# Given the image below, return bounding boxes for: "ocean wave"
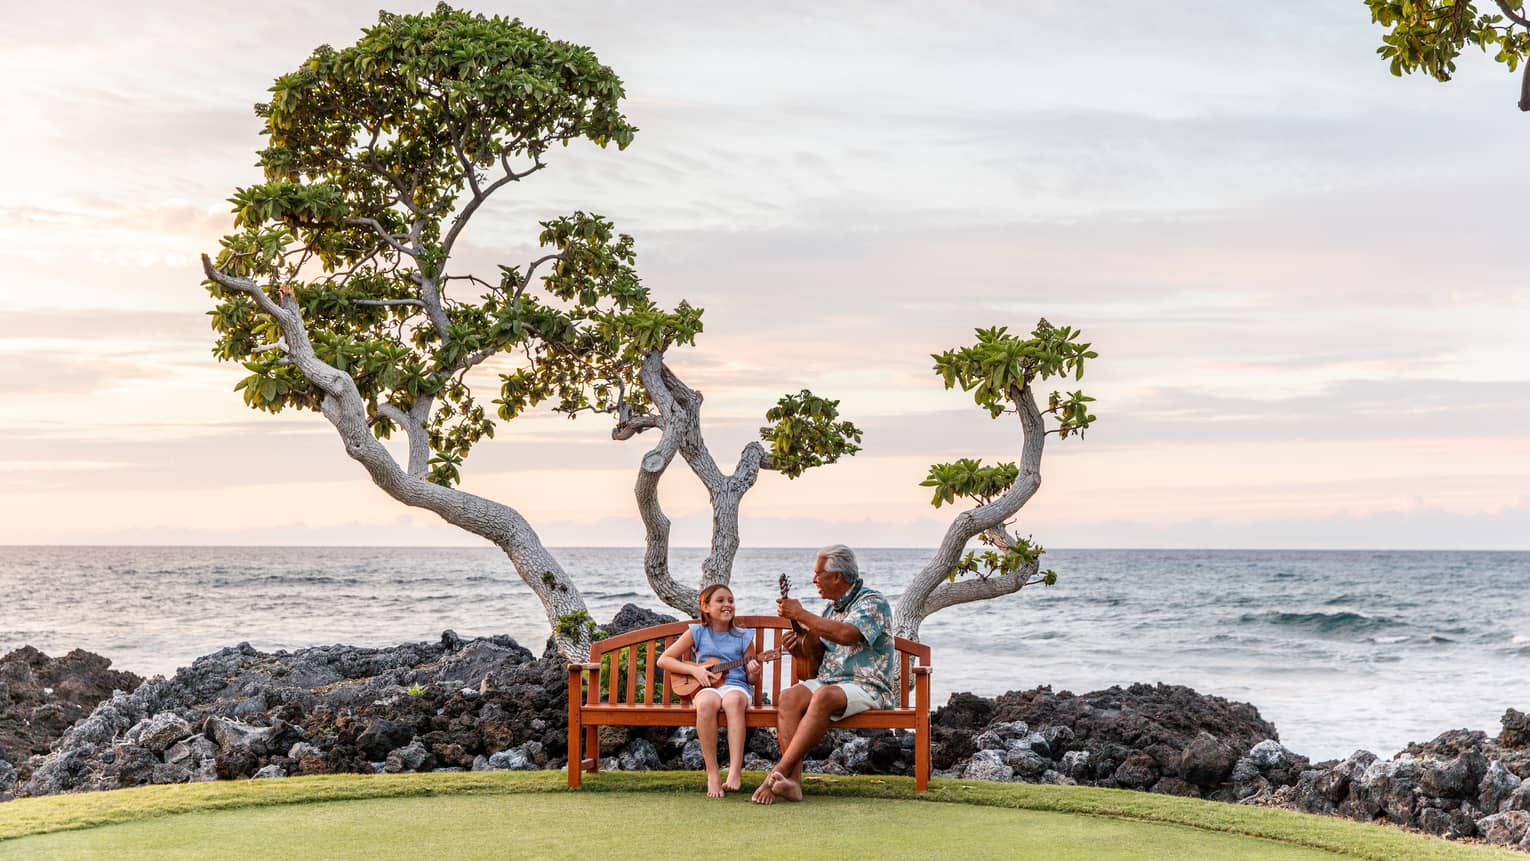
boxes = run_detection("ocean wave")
[1238,610,1399,638]
[1426,634,1456,644]
[248,575,363,586]
[1369,635,1410,645]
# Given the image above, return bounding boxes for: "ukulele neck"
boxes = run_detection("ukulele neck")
[705,651,776,675]
[710,656,749,674]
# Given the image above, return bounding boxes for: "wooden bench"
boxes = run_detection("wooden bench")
[567,615,932,790]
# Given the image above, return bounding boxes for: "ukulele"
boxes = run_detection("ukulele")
[672,649,781,698]
[778,573,825,681]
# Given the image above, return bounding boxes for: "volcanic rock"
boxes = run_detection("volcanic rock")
[0,646,141,785]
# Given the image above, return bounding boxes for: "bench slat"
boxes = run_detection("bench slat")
[645,639,657,704]
[625,642,638,705]
[753,627,766,707]
[773,625,786,704]
[659,636,672,705]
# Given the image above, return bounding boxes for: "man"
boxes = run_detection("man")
[752,544,895,804]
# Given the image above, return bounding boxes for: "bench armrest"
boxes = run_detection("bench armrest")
[568,662,600,672]
[910,666,932,676]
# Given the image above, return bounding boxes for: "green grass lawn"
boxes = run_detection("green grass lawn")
[0,772,1518,861]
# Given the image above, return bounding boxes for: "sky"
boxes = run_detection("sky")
[1,1,1527,549]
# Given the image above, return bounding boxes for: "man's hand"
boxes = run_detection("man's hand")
[782,629,821,660]
[777,598,805,621]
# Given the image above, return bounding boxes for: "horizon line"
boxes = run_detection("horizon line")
[1,544,1526,553]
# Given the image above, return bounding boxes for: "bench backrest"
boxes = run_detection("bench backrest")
[586,616,931,710]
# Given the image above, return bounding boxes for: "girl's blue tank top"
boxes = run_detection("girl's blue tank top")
[688,623,754,695]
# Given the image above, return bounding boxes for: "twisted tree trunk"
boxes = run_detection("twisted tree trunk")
[892,385,1047,641]
[620,350,774,615]
[202,256,598,660]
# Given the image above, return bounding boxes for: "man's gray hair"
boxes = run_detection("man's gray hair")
[817,544,861,585]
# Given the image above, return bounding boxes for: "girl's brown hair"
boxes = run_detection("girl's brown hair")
[698,584,737,631]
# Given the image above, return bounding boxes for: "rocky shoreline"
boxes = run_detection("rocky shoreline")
[3,606,1528,852]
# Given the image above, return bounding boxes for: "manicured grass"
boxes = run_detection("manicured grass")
[0,772,1517,861]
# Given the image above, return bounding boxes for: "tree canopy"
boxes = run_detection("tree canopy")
[1365,0,1530,109]
[202,4,863,657]
[201,4,1093,653]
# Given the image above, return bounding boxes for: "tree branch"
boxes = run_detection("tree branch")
[612,413,662,440]
[1492,0,1530,29]
[439,153,546,264]
[1521,56,1530,111]
[343,218,418,259]
[413,274,454,344]
[354,299,427,309]
[376,402,431,477]
[517,251,564,300]
[201,255,292,321]
[920,558,1042,618]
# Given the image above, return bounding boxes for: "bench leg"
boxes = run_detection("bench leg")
[915,670,932,791]
[568,667,582,788]
[586,726,600,773]
[915,732,930,791]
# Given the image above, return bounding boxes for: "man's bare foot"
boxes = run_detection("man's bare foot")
[750,774,777,804]
[706,772,724,798]
[722,770,742,792]
[767,770,803,803]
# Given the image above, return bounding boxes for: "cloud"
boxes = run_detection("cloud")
[1041,503,1530,551]
[1,0,1526,547]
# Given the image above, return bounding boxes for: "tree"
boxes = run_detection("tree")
[1364,0,1530,110]
[619,371,861,615]
[891,320,1097,641]
[200,4,858,660]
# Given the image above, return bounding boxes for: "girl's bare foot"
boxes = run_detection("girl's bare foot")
[722,769,742,792]
[706,772,724,798]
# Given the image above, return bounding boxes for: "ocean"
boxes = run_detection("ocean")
[1,546,1525,761]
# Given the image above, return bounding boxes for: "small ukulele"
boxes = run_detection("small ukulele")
[778,573,805,635]
[778,573,825,680]
[672,649,781,698]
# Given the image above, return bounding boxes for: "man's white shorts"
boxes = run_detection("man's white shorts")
[799,679,878,720]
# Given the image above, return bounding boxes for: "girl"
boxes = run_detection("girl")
[658,584,761,797]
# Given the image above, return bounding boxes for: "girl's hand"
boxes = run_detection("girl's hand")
[693,666,719,687]
[745,658,761,684]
